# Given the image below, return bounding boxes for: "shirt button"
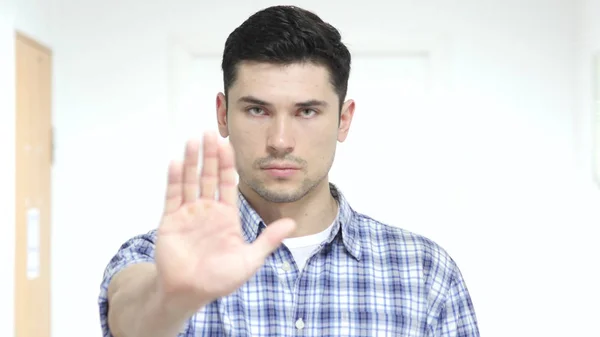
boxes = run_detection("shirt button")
[295,318,305,330]
[280,262,291,272]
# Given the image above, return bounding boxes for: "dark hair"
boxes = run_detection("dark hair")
[221,5,351,109]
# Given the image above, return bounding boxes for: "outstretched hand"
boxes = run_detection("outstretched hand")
[154,132,296,312]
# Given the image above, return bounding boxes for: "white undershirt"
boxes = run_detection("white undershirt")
[282,210,339,272]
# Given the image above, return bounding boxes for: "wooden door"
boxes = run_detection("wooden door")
[15,32,53,337]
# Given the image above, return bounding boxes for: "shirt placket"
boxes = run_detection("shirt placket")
[270,244,303,334]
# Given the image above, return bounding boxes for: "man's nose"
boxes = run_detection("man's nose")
[266,115,295,156]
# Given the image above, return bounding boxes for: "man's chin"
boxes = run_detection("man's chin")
[256,186,303,203]
[244,180,302,203]
[240,174,319,203]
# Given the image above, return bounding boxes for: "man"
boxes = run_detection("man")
[98,5,480,337]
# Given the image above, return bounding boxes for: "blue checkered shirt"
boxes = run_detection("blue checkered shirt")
[99,184,480,336]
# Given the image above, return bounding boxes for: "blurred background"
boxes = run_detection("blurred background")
[1,0,600,336]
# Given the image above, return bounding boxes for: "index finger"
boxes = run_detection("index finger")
[163,160,183,215]
[183,139,201,203]
[218,139,238,206]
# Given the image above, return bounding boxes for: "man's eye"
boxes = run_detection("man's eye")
[300,109,317,117]
[248,107,265,115]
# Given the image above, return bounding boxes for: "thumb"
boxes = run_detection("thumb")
[245,218,296,269]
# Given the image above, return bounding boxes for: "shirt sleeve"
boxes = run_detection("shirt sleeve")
[435,266,480,337]
[98,230,185,337]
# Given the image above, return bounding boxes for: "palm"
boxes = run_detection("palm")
[155,133,295,308]
[158,200,253,299]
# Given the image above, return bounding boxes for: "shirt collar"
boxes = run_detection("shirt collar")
[237,182,361,261]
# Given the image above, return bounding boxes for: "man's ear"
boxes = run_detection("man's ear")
[216,92,229,137]
[337,99,355,142]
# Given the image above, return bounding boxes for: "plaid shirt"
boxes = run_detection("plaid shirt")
[99,183,480,337]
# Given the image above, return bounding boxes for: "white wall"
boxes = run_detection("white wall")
[0,3,17,335]
[576,0,599,170]
[572,1,600,330]
[578,0,600,188]
[1,0,598,336]
[0,0,54,335]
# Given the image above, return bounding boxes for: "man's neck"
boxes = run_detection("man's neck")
[239,179,339,238]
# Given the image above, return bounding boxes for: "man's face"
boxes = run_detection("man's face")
[216,61,354,203]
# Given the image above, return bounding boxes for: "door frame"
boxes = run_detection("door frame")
[14,30,53,337]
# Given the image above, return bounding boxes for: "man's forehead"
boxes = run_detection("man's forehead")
[235,61,329,80]
[230,62,337,98]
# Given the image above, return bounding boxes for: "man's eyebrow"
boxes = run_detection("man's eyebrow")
[237,96,328,108]
[295,100,328,108]
[237,96,270,106]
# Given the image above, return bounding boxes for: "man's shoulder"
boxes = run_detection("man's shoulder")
[105,228,159,267]
[116,228,159,250]
[352,212,459,274]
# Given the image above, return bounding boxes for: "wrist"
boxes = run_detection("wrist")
[125,270,197,337]
[153,275,206,319]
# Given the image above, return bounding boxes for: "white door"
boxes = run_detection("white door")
[168,53,223,158]
[330,54,466,235]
